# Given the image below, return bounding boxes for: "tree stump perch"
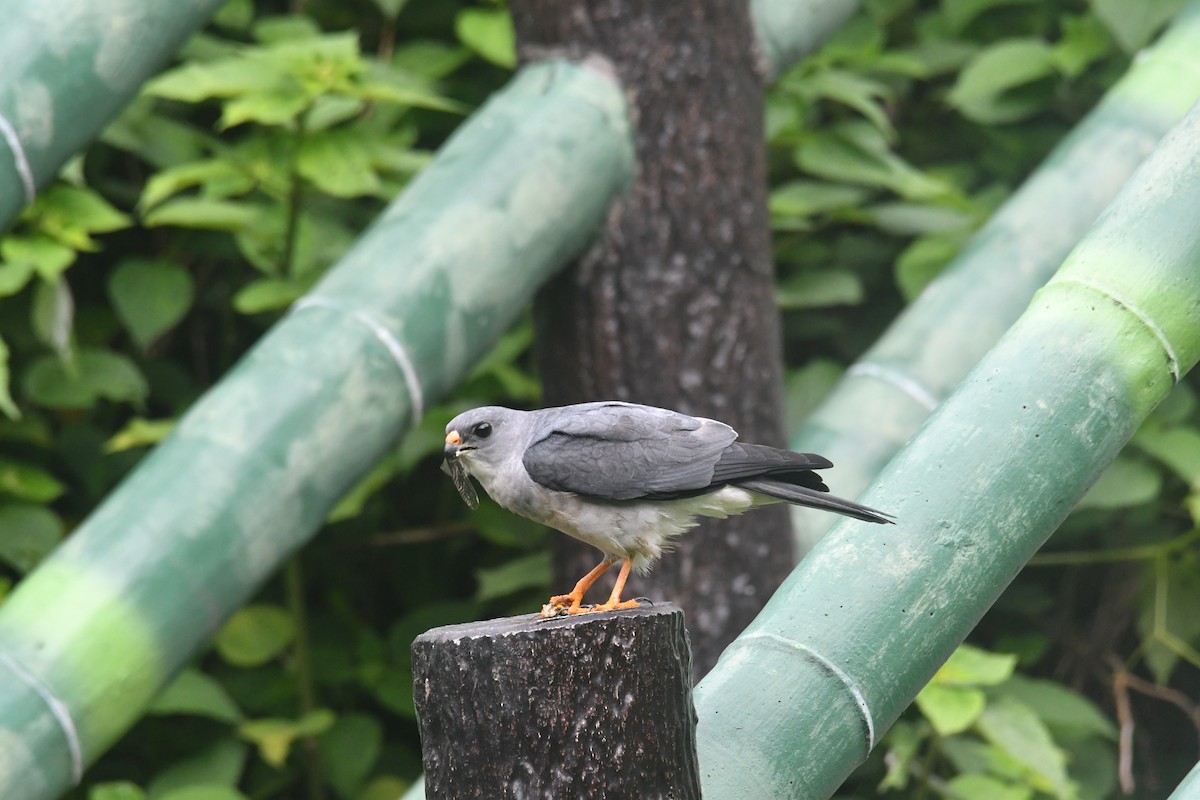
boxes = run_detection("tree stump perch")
[412,603,700,799]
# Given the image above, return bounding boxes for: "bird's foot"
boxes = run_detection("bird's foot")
[564,598,641,615]
[540,593,583,618]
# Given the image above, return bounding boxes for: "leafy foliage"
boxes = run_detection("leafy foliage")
[0,0,1196,798]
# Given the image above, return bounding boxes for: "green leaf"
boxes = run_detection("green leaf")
[145,59,285,102]
[475,552,551,602]
[1,235,75,288]
[148,669,244,723]
[795,123,951,200]
[140,160,255,211]
[297,128,381,198]
[1052,13,1112,78]
[232,278,307,314]
[977,698,1076,799]
[220,88,310,129]
[252,15,323,44]
[30,278,74,358]
[0,338,18,419]
[769,181,872,220]
[156,787,248,800]
[105,417,177,453]
[1134,423,1200,487]
[1076,456,1161,509]
[23,349,148,410]
[0,459,66,503]
[215,604,296,667]
[392,41,471,80]
[0,504,64,572]
[212,0,253,30]
[947,39,1056,124]
[878,720,921,790]
[328,455,399,523]
[239,709,335,767]
[357,62,466,113]
[34,184,131,242]
[362,663,416,719]
[143,198,263,232]
[108,259,195,350]
[90,783,146,800]
[802,70,895,137]
[318,713,383,798]
[0,258,37,298]
[303,95,367,132]
[895,232,968,301]
[148,737,248,798]
[863,202,974,236]
[1090,0,1185,53]
[933,644,1018,687]
[776,269,863,310]
[916,683,986,736]
[1137,558,1200,684]
[946,773,1033,800]
[360,777,412,800]
[995,675,1116,742]
[455,8,516,69]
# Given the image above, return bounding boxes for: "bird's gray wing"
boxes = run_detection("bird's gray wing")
[521,403,738,500]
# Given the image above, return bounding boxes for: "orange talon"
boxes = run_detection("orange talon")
[551,558,641,616]
[542,559,612,617]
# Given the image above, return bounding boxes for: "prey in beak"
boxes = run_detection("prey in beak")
[441,430,479,509]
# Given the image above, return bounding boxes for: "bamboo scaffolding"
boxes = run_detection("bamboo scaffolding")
[0,62,632,799]
[696,93,1200,800]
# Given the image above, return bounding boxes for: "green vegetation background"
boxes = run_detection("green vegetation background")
[0,0,1196,798]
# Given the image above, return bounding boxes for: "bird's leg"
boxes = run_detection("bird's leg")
[542,558,613,617]
[567,558,640,614]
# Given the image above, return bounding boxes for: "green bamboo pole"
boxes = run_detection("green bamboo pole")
[696,94,1200,799]
[791,1,1200,551]
[0,0,226,232]
[750,0,861,78]
[1171,762,1200,799]
[0,62,632,800]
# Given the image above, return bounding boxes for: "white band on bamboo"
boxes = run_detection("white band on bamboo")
[0,112,36,205]
[0,652,84,783]
[1053,276,1181,382]
[734,632,877,752]
[848,362,940,412]
[291,296,425,426]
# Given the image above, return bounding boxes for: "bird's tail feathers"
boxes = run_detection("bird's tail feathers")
[736,478,894,524]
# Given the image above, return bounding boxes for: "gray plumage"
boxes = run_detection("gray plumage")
[443,401,892,581]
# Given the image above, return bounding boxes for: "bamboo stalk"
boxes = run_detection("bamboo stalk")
[0,62,632,799]
[1171,762,1200,799]
[789,2,1200,551]
[696,93,1200,799]
[0,0,226,231]
[750,0,861,78]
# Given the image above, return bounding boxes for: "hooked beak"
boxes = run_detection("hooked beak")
[444,429,462,461]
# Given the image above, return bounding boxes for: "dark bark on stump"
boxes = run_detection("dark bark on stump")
[412,604,699,800]
[509,0,792,676]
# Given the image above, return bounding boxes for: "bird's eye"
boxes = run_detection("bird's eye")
[473,422,492,439]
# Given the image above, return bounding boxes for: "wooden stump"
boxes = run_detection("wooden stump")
[412,603,699,799]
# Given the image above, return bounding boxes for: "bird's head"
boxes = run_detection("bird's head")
[442,407,523,507]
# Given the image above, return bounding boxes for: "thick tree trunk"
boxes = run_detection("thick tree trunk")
[509,0,791,675]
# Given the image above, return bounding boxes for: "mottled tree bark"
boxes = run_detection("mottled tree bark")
[413,604,699,799]
[509,0,791,675]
